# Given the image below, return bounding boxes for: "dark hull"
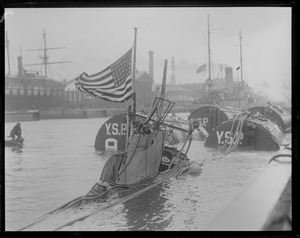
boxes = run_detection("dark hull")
[5,138,24,147]
[205,115,284,151]
[248,106,291,132]
[189,105,244,134]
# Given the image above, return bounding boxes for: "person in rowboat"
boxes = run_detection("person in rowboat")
[9,122,22,140]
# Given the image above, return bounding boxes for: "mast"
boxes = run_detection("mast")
[132,28,138,120]
[158,59,168,117]
[25,29,72,78]
[17,46,23,77]
[239,29,244,84]
[204,14,215,92]
[43,29,48,77]
[207,15,212,81]
[5,31,11,75]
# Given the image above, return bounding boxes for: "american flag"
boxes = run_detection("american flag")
[196,64,207,74]
[75,48,133,102]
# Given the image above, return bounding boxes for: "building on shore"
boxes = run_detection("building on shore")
[165,85,194,107]
[5,30,76,111]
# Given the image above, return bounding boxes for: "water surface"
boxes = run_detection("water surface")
[5,117,278,231]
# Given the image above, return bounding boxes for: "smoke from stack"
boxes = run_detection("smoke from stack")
[17,56,23,77]
[225,67,233,85]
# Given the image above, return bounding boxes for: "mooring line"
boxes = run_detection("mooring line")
[53,169,180,231]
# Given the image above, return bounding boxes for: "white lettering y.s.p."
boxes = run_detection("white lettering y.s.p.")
[105,123,111,135]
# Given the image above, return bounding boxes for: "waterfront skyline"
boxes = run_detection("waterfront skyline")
[5,7,291,103]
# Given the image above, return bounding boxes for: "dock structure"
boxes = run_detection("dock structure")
[206,144,291,231]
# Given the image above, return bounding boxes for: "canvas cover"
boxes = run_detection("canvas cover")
[116,129,165,185]
[100,153,124,182]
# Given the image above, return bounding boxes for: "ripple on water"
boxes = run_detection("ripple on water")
[5,117,276,231]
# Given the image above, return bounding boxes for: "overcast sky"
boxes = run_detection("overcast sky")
[5,7,291,103]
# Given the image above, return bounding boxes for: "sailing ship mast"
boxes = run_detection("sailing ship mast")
[5,31,11,75]
[25,29,72,78]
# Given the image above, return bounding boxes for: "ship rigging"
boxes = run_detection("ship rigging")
[24,29,72,78]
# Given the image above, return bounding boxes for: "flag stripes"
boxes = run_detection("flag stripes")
[196,64,207,74]
[75,48,133,103]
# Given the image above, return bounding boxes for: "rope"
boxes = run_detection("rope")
[219,113,239,152]
[268,154,291,164]
[106,133,142,184]
[18,195,84,231]
[53,168,181,231]
[20,131,144,231]
[225,115,246,154]
[168,120,194,169]
[216,112,249,159]
[20,113,194,231]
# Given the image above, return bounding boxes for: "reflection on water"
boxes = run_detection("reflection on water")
[5,117,278,231]
[124,184,170,231]
[10,147,23,154]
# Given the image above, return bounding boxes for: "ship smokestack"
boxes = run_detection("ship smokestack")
[148,50,154,81]
[171,57,176,85]
[17,56,23,77]
[225,67,233,85]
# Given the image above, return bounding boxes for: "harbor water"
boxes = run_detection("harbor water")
[5,116,281,231]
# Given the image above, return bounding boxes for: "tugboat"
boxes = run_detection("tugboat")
[5,30,71,114]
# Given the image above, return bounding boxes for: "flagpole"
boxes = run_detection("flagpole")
[158,59,168,117]
[132,28,138,121]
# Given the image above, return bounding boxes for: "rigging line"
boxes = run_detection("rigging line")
[268,154,291,164]
[107,133,142,183]
[226,115,246,154]
[7,48,15,74]
[213,112,249,159]
[18,195,85,231]
[168,121,193,169]
[53,169,177,231]
[6,41,20,74]
[47,65,52,78]
[209,53,224,80]
[201,31,208,48]
[219,113,239,152]
[49,64,61,80]
[31,35,45,73]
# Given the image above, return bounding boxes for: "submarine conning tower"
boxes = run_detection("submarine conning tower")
[248,105,291,133]
[204,113,285,151]
[189,105,245,134]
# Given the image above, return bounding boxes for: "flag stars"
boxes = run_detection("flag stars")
[75,48,132,102]
[112,51,131,87]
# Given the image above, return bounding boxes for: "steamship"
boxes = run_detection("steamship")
[194,15,251,109]
[4,30,84,122]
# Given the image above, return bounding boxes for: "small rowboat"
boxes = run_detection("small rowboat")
[5,138,24,147]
